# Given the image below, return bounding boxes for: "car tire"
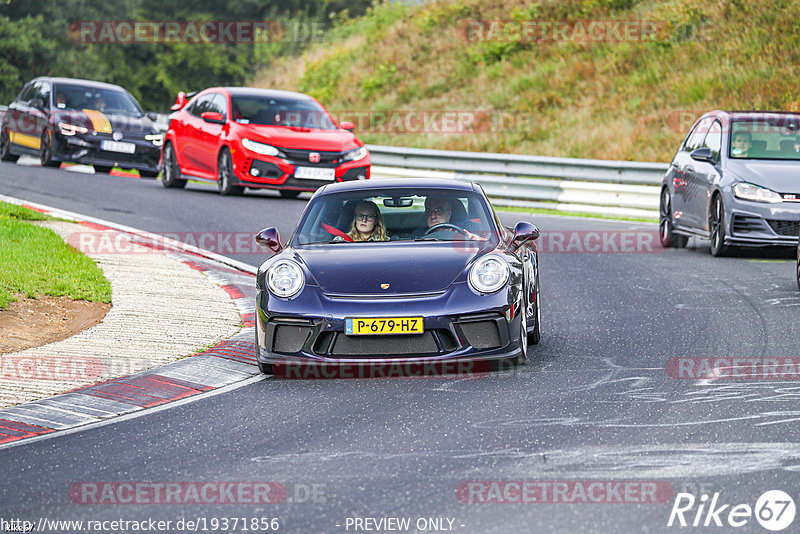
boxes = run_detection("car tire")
[709,195,729,257]
[217,148,244,196]
[94,165,113,174]
[0,129,19,162]
[139,169,159,179]
[160,142,187,189]
[796,242,800,291]
[255,330,273,375]
[279,190,302,199]
[529,269,541,345]
[514,301,528,366]
[659,188,688,248]
[39,129,60,168]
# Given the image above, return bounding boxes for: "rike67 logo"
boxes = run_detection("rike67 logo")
[668,490,796,531]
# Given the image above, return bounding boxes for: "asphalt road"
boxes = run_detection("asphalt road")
[1,161,799,533]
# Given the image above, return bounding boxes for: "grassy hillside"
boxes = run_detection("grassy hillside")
[251,0,800,162]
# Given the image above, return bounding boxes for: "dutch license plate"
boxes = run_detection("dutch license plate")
[294,166,335,180]
[101,140,136,154]
[345,317,424,335]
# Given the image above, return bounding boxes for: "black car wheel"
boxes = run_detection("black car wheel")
[709,195,729,257]
[279,190,302,199]
[796,241,800,291]
[39,129,60,168]
[218,148,244,196]
[659,188,688,248]
[529,268,541,345]
[256,330,273,375]
[160,143,187,189]
[514,304,528,366]
[0,129,19,162]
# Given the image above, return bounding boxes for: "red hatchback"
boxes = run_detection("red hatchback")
[161,87,370,196]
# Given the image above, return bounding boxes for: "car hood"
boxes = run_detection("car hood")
[727,159,800,192]
[55,110,158,137]
[240,125,359,152]
[297,243,487,295]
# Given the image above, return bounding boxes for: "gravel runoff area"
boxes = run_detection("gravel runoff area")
[0,219,243,408]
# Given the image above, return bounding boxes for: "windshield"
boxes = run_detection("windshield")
[230,95,336,129]
[730,117,800,160]
[293,188,498,246]
[53,85,143,116]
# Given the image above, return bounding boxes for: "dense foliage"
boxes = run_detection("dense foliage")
[0,0,371,111]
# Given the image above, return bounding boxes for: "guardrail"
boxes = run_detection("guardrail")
[366,144,668,219]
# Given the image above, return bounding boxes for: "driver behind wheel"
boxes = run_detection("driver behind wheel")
[420,196,483,240]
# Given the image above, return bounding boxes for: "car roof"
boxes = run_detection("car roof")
[317,178,478,195]
[34,77,127,91]
[207,87,315,101]
[700,110,800,121]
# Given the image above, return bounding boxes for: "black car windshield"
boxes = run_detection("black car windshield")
[230,95,336,129]
[730,117,800,160]
[53,85,143,116]
[292,188,499,245]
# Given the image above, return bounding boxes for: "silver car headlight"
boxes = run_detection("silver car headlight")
[469,255,509,294]
[267,260,304,298]
[733,182,783,203]
[342,146,368,162]
[242,138,280,157]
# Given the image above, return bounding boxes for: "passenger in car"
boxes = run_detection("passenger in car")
[335,200,389,242]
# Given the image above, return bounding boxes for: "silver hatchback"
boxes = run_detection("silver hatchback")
[660,110,800,256]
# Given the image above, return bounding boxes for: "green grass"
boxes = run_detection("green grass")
[496,204,657,223]
[0,202,112,309]
[252,0,800,162]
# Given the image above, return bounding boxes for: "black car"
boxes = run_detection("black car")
[0,77,162,176]
[660,110,800,256]
[254,178,542,376]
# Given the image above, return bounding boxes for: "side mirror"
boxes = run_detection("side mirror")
[690,147,715,163]
[201,111,225,124]
[171,91,187,111]
[146,111,158,122]
[255,227,284,253]
[340,121,355,132]
[511,221,540,251]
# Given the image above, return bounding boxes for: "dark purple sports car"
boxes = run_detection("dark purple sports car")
[254,178,541,375]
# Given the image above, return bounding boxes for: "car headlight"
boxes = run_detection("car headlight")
[267,260,304,298]
[58,122,89,136]
[145,134,164,146]
[342,146,368,162]
[242,138,281,157]
[469,255,509,294]
[733,182,783,203]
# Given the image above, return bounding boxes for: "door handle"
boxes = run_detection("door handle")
[685,166,695,173]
